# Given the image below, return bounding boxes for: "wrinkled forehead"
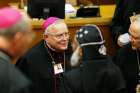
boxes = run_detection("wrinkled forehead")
[49,22,68,34]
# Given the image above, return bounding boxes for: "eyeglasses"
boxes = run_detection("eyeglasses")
[48,32,70,40]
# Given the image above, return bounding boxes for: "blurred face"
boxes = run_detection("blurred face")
[45,23,69,51]
[13,29,34,58]
[129,23,140,50]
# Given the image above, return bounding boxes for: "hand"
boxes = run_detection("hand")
[117,33,130,47]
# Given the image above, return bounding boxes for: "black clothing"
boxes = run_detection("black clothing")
[109,0,140,44]
[114,44,140,93]
[16,40,72,93]
[0,51,30,93]
[76,25,104,46]
[61,56,126,93]
[27,0,65,19]
[61,40,126,93]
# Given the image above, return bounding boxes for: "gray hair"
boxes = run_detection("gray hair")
[130,14,140,23]
[0,12,31,39]
[129,14,140,39]
[131,14,140,30]
[44,19,67,35]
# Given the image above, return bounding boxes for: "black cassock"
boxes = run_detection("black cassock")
[61,57,126,93]
[16,40,72,93]
[114,44,140,93]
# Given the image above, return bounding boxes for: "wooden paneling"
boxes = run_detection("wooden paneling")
[77,0,115,5]
[0,0,10,7]
[0,0,26,8]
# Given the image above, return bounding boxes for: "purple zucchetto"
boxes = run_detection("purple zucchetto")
[0,7,22,29]
[42,17,59,30]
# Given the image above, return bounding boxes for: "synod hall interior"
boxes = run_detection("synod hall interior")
[0,0,117,56]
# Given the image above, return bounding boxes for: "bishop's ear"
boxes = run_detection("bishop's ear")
[14,32,23,40]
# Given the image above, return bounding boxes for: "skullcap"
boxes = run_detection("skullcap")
[0,7,22,29]
[42,17,59,30]
[76,24,105,47]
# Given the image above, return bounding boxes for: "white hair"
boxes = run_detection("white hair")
[131,14,140,23]
[44,19,67,35]
[131,16,140,35]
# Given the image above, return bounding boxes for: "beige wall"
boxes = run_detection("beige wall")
[66,0,77,6]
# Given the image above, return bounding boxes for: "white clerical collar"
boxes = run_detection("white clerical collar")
[44,41,56,51]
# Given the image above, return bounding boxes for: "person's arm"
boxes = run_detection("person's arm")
[109,0,125,45]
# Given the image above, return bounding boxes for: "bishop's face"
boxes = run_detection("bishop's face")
[45,22,69,51]
[129,23,140,50]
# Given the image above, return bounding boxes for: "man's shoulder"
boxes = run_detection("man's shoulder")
[0,58,30,93]
[8,64,30,93]
[25,40,46,56]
